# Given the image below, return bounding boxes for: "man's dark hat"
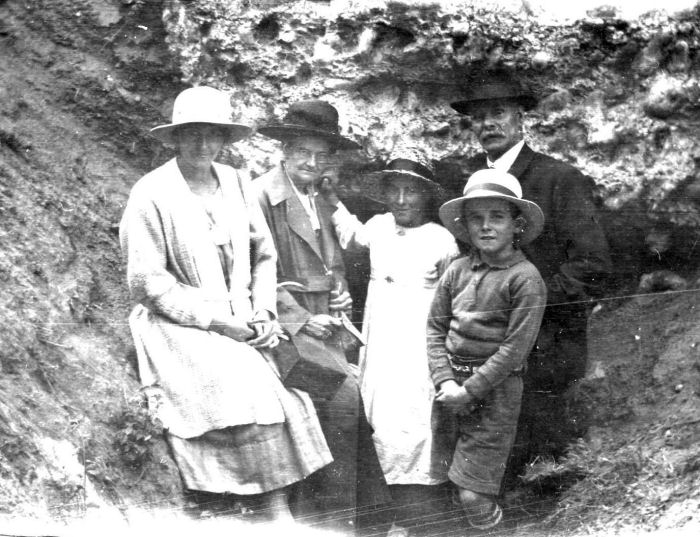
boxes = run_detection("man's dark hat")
[450,75,537,115]
[257,100,361,150]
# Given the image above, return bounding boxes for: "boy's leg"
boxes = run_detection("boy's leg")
[448,376,523,530]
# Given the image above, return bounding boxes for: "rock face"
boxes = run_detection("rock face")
[160,1,700,222]
[1,0,700,530]
[155,0,700,281]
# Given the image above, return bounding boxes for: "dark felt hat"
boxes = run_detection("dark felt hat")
[257,100,361,150]
[450,75,537,115]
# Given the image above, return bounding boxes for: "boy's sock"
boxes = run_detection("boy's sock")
[465,501,502,530]
[454,487,503,530]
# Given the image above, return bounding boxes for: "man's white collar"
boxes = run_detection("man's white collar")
[486,140,525,172]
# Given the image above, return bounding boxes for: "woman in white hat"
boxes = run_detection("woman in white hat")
[324,145,461,531]
[119,86,331,523]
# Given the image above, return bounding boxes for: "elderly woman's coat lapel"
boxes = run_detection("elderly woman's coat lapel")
[265,166,326,265]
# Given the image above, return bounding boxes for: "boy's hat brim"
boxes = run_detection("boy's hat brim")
[439,170,544,245]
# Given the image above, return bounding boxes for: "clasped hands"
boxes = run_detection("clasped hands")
[435,379,478,415]
[209,310,281,349]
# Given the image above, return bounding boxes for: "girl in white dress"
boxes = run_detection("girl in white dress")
[326,146,461,530]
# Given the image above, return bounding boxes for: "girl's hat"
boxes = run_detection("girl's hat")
[358,145,447,204]
[439,169,544,245]
[150,86,252,144]
[257,100,361,150]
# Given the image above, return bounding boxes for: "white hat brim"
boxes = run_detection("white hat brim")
[150,122,252,145]
[439,192,544,245]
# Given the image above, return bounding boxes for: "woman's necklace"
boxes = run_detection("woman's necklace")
[198,187,220,220]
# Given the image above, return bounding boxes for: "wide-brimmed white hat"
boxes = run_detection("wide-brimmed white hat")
[150,86,252,144]
[439,169,544,245]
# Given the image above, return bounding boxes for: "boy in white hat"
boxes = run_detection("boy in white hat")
[426,169,547,530]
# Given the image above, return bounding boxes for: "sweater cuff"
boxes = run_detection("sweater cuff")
[462,371,492,400]
[432,367,456,389]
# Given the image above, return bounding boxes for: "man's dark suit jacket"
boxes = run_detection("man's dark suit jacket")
[443,143,612,389]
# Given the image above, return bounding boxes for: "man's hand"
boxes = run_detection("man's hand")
[435,380,475,414]
[301,314,342,340]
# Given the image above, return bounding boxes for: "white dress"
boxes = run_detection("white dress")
[333,207,460,485]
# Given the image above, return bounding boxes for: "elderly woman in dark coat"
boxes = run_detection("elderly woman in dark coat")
[119,86,331,523]
[254,100,390,532]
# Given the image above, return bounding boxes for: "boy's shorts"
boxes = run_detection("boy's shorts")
[447,375,523,496]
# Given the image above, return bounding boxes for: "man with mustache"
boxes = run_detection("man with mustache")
[446,73,612,482]
[255,100,388,532]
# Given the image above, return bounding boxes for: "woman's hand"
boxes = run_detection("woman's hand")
[435,380,475,414]
[301,314,342,340]
[329,289,353,314]
[329,280,353,314]
[209,315,256,342]
[247,319,281,349]
[319,165,341,206]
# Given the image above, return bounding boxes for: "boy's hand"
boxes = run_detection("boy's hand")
[436,380,476,414]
